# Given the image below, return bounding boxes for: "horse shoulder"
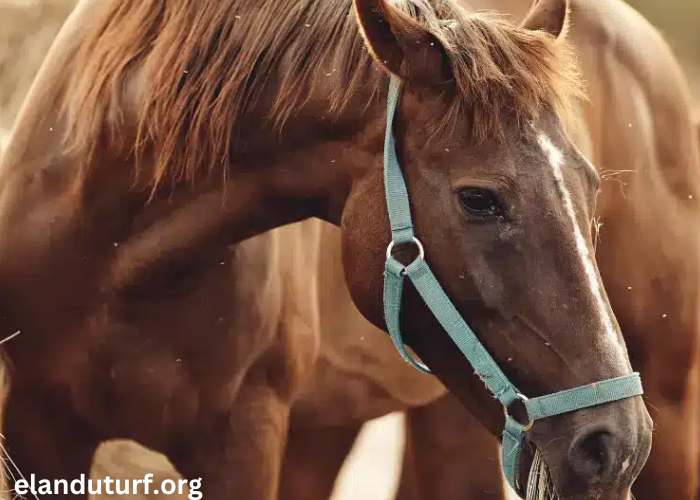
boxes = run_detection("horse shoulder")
[252,221,324,404]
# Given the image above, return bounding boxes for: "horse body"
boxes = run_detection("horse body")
[0,0,652,498]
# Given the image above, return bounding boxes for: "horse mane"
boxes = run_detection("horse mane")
[61,0,585,191]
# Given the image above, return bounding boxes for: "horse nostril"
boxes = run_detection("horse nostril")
[568,428,616,481]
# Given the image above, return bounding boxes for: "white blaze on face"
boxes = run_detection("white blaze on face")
[537,134,624,354]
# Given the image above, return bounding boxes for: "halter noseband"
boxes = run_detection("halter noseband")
[381,75,643,496]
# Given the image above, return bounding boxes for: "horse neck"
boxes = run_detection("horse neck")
[219,79,384,243]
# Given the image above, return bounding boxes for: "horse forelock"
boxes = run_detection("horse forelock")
[60,0,586,192]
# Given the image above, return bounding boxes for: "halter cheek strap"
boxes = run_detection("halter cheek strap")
[381,75,643,496]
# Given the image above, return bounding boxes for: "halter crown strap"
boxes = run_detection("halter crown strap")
[381,75,644,497]
[384,76,416,246]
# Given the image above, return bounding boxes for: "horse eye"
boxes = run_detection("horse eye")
[458,188,505,219]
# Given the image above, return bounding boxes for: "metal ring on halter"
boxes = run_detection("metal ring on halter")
[505,393,535,432]
[386,236,425,262]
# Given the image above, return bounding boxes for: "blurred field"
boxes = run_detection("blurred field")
[0,0,698,499]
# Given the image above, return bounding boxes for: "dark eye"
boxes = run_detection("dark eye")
[457,188,506,219]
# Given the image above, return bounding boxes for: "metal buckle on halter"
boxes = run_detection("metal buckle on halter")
[385,236,425,266]
[504,393,535,432]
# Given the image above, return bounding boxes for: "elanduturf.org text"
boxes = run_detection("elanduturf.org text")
[15,473,203,499]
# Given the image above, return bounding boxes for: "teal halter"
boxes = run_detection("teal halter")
[381,75,644,496]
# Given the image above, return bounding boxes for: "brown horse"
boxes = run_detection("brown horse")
[0,0,652,498]
[383,1,700,499]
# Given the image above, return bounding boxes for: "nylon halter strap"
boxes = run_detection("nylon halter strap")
[381,75,644,496]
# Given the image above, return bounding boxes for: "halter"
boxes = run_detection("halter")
[381,75,643,496]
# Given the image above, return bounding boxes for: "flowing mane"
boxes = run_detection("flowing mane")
[61,0,585,190]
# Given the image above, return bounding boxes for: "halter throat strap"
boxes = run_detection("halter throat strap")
[381,75,643,496]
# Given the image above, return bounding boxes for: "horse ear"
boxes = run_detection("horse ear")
[352,0,451,84]
[520,0,570,39]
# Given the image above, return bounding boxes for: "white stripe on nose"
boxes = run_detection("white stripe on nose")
[537,133,626,363]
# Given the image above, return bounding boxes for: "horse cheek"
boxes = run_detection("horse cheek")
[339,174,389,332]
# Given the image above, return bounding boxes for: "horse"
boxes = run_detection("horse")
[387,0,700,499]
[0,0,652,498]
[277,1,700,499]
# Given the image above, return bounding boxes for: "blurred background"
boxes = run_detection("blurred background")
[0,1,698,499]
